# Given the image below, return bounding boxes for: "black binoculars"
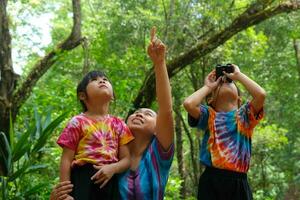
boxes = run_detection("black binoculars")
[215,64,234,82]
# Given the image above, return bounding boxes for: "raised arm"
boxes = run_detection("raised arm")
[224,64,266,114]
[183,70,221,119]
[147,27,173,150]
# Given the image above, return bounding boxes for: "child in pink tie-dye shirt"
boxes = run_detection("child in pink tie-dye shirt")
[57,71,134,200]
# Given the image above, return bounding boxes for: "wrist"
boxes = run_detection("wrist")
[234,71,244,81]
[203,85,214,93]
[153,59,165,66]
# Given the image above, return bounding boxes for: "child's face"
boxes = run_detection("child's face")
[127,108,157,136]
[211,81,240,107]
[85,76,114,101]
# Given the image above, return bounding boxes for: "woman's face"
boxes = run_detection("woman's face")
[127,108,157,136]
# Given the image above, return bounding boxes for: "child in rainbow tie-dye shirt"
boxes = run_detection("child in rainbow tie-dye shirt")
[57,70,134,200]
[183,64,266,200]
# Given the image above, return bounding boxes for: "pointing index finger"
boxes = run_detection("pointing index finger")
[150,26,156,42]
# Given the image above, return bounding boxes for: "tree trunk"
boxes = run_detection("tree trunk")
[293,38,300,82]
[175,109,199,188]
[174,98,186,198]
[0,0,18,138]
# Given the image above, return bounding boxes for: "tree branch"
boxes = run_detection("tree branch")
[132,0,300,110]
[293,38,300,83]
[12,0,83,120]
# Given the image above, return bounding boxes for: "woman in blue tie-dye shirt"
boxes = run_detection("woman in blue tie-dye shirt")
[50,27,174,200]
[117,27,174,200]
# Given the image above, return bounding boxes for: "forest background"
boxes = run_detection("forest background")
[0,0,300,199]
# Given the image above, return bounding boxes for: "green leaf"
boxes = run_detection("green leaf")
[23,182,48,197]
[25,164,48,174]
[12,125,35,162]
[34,107,42,139]
[7,162,29,182]
[32,111,69,153]
[0,132,12,176]
[9,112,14,150]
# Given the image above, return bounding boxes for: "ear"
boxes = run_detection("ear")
[78,92,86,101]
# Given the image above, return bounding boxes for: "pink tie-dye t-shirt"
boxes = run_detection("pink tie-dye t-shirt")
[57,114,134,166]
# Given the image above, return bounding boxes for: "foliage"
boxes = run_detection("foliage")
[0,109,68,200]
[164,176,184,200]
[4,0,300,199]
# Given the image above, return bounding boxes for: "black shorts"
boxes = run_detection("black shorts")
[198,166,253,200]
[70,164,119,200]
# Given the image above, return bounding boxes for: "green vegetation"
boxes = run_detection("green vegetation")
[1,0,299,199]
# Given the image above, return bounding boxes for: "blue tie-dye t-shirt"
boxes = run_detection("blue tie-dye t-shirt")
[118,137,174,200]
[188,102,263,173]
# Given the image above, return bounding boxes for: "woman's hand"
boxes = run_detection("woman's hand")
[50,181,73,200]
[147,26,166,65]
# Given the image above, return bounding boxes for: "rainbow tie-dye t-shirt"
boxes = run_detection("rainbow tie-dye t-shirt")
[188,102,263,173]
[57,114,134,166]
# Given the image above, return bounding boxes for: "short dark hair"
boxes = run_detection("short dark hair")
[77,70,112,112]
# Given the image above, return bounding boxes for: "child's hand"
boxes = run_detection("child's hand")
[147,26,166,65]
[205,70,222,90]
[223,64,241,81]
[91,164,115,188]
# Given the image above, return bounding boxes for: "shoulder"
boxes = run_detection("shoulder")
[107,115,129,131]
[150,137,174,161]
[67,114,87,127]
[108,115,127,125]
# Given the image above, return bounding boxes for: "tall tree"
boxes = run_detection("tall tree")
[0,0,83,175]
[0,0,82,134]
[132,0,300,111]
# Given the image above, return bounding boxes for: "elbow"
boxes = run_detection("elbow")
[183,99,193,111]
[123,153,131,169]
[123,156,131,170]
[258,88,266,102]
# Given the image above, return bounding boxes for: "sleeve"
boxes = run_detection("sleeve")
[188,105,209,130]
[238,101,264,130]
[152,138,174,168]
[56,116,82,151]
[114,118,134,146]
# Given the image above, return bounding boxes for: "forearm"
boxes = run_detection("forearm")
[110,156,130,174]
[236,72,266,112]
[236,72,265,98]
[59,159,72,182]
[59,148,75,182]
[154,60,172,113]
[183,85,212,118]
